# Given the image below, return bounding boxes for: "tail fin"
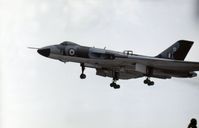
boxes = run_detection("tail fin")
[156,40,194,60]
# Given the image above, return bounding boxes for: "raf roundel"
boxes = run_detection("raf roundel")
[68,48,75,56]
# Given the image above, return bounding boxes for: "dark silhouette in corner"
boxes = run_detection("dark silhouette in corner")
[188,118,197,128]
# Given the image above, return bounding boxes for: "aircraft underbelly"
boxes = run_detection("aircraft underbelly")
[49,54,143,79]
[96,69,143,79]
[49,54,197,79]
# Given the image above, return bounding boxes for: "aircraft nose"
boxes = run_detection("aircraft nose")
[37,48,50,57]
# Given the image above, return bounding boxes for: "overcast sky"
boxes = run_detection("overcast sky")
[1,0,199,128]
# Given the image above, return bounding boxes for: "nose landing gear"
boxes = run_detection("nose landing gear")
[144,78,154,86]
[80,73,86,79]
[80,63,86,79]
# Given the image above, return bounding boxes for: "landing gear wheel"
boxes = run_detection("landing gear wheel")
[80,74,86,79]
[113,84,120,89]
[144,78,154,86]
[148,81,154,86]
[110,82,115,87]
[110,82,120,89]
[144,79,149,84]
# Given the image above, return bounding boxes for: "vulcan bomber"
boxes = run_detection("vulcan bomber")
[34,40,199,89]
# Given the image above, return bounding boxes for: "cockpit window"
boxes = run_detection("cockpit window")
[123,50,133,55]
[60,41,77,46]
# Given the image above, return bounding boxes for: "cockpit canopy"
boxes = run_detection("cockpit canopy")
[123,50,133,55]
[60,41,78,46]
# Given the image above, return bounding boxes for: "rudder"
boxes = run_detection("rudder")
[156,40,194,60]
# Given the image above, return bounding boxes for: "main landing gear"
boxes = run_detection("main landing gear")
[110,72,120,89]
[144,78,154,86]
[80,63,86,79]
[110,80,120,89]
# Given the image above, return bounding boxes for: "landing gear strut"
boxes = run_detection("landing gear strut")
[110,72,120,89]
[80,63,86,79]
[144,77,154,86]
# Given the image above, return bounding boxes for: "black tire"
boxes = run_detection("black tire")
[110,83,115,87]
[148,81,154,86]
[144,79,148,84]
[80,74,86,79]
[114,84,120,89]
